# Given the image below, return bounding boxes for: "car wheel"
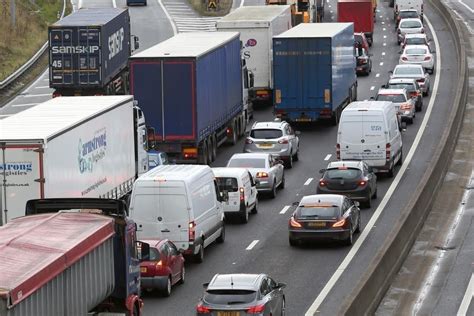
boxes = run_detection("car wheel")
[194,244,204,263]
[162,276,172,297]
[372,187,378,199]
[217,225,225,243]
[355,217,361,233]
[397,149,403,166]
[286,154,293,169]
[408,116,414,124]
[179,266,185,284]
[281,298,286,316]
[280,174,285,189]
[387,164,394,178]
[240,207,249,224]
[364,194,371,208]
[344,225,354,246]
[270,183,277,199]
[251,198,258,214]
[415,101,422,112]
[289,237,298,247]
[293,146,299,161]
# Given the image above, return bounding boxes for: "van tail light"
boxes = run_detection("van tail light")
[319,179,327,187]
[278,138,289,144]
[332,218,347,228]
[247,304,266,314]
[196,303,211,313]
[424,56,431,61]
[256,172,268,178]
[289,217,302,228]
[336,143,341,160]
[240,187,245,201]
[245,138,253,144]
[189,221,196,241]
[400,103,412,110]
[386,143,391,161]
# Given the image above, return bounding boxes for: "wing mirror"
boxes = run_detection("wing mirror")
[277,282,287,289]
[292,201,299,206]
[132,35,140,50]
[319,169,326,174]
[136,241,150,262]
[203,282,210,289]
[277,159,285,165]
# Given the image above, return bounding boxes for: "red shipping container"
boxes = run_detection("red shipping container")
[338,0,374,44]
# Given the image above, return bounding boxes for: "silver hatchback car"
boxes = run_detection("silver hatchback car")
[243,120,300,168]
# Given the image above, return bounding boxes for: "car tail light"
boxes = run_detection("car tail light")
[410,91,418,97]
[247,304,266,314]
[336,143,340,160]
[226,127,233,136]
[417,78,425,83]
[278,138,289,144]
[290,217,302,228]
[256,172,268,178]
[240,187,245,201]
[52,91,61,98]
[386,143,391,161]
[155,260,163,269]
[400,103,412,110]
[196,303,211,313]
[245,138,253,144]
[189,221,196,241]
[424,56,431,61]
[319,179,327,187]
[358,180,367,186]
[332,218,346,228]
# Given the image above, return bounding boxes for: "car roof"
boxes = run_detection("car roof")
[230,153,271,159]
[299,194,345,206]
[208,274,264,291]
[394,64,423,69]
[404,45,429,51]
[212,167,249,178]
[252,121,286,130]
[377,88,407,95]
[326,161,362,169]
[388,78,417,84]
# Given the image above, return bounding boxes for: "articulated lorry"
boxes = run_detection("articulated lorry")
[49,8,139,97]
[0,96,152,225]
[0,198,149,316]
[338,0,375,45]
[129,32,250,164]
[216,5,292,107]
[273,23,357,124]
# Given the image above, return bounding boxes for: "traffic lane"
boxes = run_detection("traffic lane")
[78,0,115,8]
[141,2,413,314]
[316,2,459,314]
[232,0,266,10]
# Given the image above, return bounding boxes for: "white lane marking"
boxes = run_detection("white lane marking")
[376,73,380,78]
[324,154,332,161]
[246,240,259,250]
[78,0,83,9]
[384,35,387,39]
[383,27,386,31]
[458,273,474,315]
[25,69,49,93]
[380,62,384,66]
[383,43,387,46]
[304,178,313,186]
[21,93,50,98]
[382,21,385,24]
[305,14,441,315]
[35,86,50,89]
[280,205,291,214]
[370,86,375,90]
[112,0,117,8]
[157,0,178,35]
[382,52,386,56]
[458,0,474,13]
[11,103,37,107]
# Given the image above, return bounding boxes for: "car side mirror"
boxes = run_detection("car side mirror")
[245,131,250,137]
[178,248,185,254]
[203,282,210,289]
[249,72,255,88]
[389,70,393,74]
[133,35,140,50]
[381,84,387,89]
[146,126,156,150]
[277,282,287,289]
[292,201,299,206]
[368,166,374,173]
[136,241,150,262]
[398,51,402,54]
[368,53,373,57]
[369,96,375,100]
[319,169,326,174]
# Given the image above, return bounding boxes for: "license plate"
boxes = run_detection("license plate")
[217,312,240,316]
[257,143,273,148]
[308,222,326,227]
[296,117,311,122]
[140,267,147,273]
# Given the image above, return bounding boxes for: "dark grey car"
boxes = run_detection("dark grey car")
[196,274,286,316]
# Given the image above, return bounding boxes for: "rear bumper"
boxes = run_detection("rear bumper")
[255,179,274,191]
[356,63,371,73]
[250,88,272,102]
[141,276,168,289]
[289,229,350,241]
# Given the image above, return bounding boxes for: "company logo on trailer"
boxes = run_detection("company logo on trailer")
[0,162,32,176]
[246,39,257,47]
[51,46,100,54]
[109,27,125,60]
[78,128,107,173]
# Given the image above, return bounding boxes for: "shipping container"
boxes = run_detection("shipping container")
[0,96,150,225]
[273,23,357,124]
[217,5,292,106]
[337,0,374,44]
[129,32,246,164]
[49,8,132,96]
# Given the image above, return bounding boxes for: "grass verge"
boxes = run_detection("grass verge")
[187,0,233,16]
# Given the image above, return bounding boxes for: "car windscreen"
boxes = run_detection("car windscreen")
[204,290,257,305]
[400,21,422,28]
[149,248,161,261]
[388,83,415,92]
[250,129,282,139]
[216,177,238,192]
[406,48,427,55]
[406,38,426,45]
[376,94,406,102]
[228,158,266,168]
[296,205,340,218]
[394,67,423,75]
[325,168,362,180]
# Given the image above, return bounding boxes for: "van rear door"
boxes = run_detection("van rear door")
[339,113,364,160]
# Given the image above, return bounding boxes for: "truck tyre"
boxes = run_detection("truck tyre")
[200,142,209,165]
[228,121,237,145]
[206,138,213,163]
[211,134,217,161]
[216,225,225,243]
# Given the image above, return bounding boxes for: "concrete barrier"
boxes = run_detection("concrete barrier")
[338,0,469,314]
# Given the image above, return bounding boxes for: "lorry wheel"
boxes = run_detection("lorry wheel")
[211,135,217,161]
[200,142,209,165]
[228,122,237,145]
[206,138,213,163]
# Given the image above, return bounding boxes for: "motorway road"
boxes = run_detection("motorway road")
[141,1,459,315]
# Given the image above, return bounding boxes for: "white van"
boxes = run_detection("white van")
[129,165,225,263]
[337,101,403,177]
[212,168,259,223]
[395,0,423,19]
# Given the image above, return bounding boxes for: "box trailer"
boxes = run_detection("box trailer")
[49,8,138,97]
[0,96,151,225]
[217,5,292,106]
[0,198,148,316]
[273,23,357,124]
[129,32,248,164]
[337,0,374,45]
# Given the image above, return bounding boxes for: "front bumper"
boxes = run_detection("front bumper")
[141,275,168,290]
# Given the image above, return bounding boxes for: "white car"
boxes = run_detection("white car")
[397,18,424,44]
[402,33,430,49]
[376,88,416,124]
[213,167,258,223]
[399,45,434,74]
[390,64,430,96]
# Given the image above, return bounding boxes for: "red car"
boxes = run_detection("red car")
[140,239,185,296]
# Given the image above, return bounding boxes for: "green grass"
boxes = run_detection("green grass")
[0,0,64,81]
[187,0,232,16]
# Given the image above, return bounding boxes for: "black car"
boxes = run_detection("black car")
[196,273,286,315]
[317,160,377,208]
[288,194,361,246]
[355,46,372,76]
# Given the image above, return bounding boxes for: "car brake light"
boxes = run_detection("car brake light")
[319,179,327,187]
[400,103,412,110]
[424,56,431,61]
[336,143,340,160]
[196,303,211,313]
[189,221,196,241]
[278,138,289,144]
[332,218,346,228]
[386,143,391,161]
[245,138,253,144]
[256,172,268,178]
[358,180,367,186]
[416,78,424,83]
[410,91,418,97]
[183,148,198,159]
[290,217,302,228]
[240,187,245,201]
[155,260,163,269]
[247,304,266,314]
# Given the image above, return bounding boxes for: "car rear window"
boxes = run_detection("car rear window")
[400,20,422,28]
[216,177,238,192]
[149,248,161,261]
[406,38,426,45]
[394,67,422,75]
[228,158,266,168]
[325,168,362,180]
[406,48,427,55]
[296,205,340,218]
[388,83,415,92]
[376,94,406,102]
[400,11,418,18]
[250,129,282,139]
[204,290,257,305]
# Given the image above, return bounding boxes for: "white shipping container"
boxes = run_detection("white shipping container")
[0,96,139,225]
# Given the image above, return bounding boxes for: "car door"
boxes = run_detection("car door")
[259,278,272,313]
[166,242,181,283]
[269,155,283,185]
[267,277,283,315]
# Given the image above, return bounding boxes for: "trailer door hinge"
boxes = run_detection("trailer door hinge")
[34,178,45,183]
[33,148,44,153]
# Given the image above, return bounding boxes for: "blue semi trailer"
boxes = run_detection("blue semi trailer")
[273,23,357,124]
[129,32,250,164]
